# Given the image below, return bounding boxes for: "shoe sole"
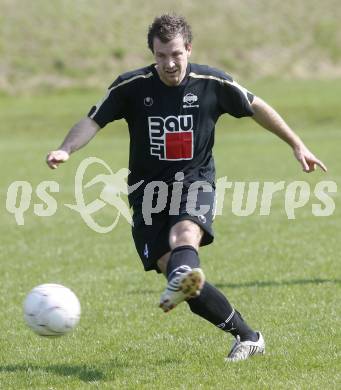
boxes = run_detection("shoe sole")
[160,268,205,313]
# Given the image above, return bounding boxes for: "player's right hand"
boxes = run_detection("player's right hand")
[46,150,70,169]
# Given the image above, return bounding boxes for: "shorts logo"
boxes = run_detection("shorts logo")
[183,93,199,108]
[144,243,149,258]
[148,115,194,160]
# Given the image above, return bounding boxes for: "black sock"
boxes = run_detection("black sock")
[165,246,257,342]
[166,245,200,281]
[187,282,258,342]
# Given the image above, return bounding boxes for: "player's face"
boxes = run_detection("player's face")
[153,35,192,86]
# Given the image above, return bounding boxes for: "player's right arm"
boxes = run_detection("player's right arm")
[46,117,100,169]
[47,71,129,169]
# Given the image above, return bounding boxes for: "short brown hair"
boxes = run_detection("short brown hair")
[147,14,193,52]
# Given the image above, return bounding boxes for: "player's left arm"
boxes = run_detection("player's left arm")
[250,96,327,173]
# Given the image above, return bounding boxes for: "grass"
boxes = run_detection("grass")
[0,80,340,389]
[1,0,341,93]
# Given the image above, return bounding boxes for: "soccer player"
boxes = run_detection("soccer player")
[46,14,327,361]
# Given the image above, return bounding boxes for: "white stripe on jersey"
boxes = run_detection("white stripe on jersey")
[188,72,252,103]
[90,72,153,119]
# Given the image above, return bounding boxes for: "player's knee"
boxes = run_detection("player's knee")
[169,220,203,249]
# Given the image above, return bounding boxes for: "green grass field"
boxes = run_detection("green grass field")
[0,80,340,389]
[1,0,340,93]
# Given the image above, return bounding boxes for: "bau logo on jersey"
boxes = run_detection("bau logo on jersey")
[148,115,194,161]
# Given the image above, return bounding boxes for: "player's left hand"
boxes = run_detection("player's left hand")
[293,144,327,173]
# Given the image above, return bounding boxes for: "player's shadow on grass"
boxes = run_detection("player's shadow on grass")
[215,277,341,289]
[0,364,104,382]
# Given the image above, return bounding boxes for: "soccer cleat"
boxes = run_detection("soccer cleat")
[225,332,265,362]
[159,268,205,312]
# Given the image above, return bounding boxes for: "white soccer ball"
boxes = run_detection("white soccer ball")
[23,283,81,336]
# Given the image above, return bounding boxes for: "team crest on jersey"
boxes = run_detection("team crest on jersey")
[144,97,153,106]
[148,115,194,160]
[183,93,199,108]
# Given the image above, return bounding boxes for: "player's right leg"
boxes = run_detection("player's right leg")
[159,219,259,336]
[158,220,205,312]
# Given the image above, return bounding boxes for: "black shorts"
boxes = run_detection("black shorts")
[131,187,215,272]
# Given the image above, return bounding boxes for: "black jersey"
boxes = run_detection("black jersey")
[88,63,254,206]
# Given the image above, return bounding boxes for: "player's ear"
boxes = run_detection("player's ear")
[186,43,192,57]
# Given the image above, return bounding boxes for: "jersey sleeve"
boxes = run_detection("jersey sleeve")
[218,77,254,118]
[87,76,127,128]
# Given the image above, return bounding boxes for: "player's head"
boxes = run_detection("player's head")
[148,14,192,86]
[148,14,192,53]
